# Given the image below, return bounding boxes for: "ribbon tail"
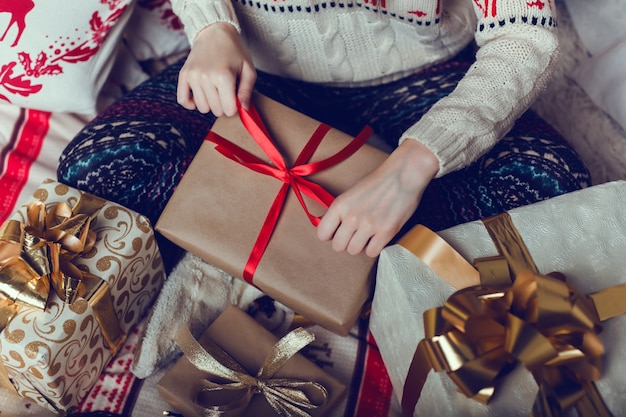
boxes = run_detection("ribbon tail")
[243,184,290,283]
[0,298,20,332]
[88,279,126,355]
[401,341,433,417]
[195,381,255,417]
[176,325,250,379]
[288,181,333,227]
[531,384,562,417]
[481,213,539,276]
[0,359,17,395]
[258,327,315,378]
[58,257,126,355]
[265,393,315,417]
[588,282,626,322]
[574,381,614,417]
[237,100,287,170]
[296,125,373,174]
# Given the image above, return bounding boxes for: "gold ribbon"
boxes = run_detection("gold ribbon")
[400,213,621,417]
[0,195,126,355]
[176,325,329,417]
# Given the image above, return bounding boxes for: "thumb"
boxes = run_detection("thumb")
[237,63,257,110]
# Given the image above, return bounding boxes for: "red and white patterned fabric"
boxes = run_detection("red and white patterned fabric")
[0,0,134,113]
[0,102,91,225]
[75,325,145,414]
[0,0,189,228]
[124,0,190,61]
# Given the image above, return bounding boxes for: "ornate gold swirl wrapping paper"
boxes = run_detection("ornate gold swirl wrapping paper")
[0,179,166,415]
[369,181,626,417]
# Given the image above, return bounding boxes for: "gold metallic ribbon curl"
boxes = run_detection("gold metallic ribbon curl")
[176,325,329,417]
[400,213,620,417]
[0,195,125,354]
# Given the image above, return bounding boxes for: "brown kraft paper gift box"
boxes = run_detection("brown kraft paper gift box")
[156,92,388,335]
[158,304,346,417]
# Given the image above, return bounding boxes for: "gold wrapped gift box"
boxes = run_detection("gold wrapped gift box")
[370,181,626,417]
[158,304,346,417]
[156,92,387,336]
[0,180,166,415]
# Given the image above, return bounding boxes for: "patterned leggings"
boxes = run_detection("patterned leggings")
[58,47,590,266]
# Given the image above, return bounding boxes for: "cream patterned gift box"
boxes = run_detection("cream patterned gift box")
[370,181,626,417]
[0,179,166,415]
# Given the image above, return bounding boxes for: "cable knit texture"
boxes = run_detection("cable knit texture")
[169,0,559,175]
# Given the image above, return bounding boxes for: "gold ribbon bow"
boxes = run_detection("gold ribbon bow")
[176,325,329,417]
[400,213,623,417]
[0,195,125,354]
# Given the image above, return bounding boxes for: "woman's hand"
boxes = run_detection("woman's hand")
[316,139,439,258]
[177,23,256,116]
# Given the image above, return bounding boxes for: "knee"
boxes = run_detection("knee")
[58,120,189,224]
[479,134,591,205]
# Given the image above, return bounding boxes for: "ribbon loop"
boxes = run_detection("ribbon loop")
[404,271,612,417]
[0,197,125,355]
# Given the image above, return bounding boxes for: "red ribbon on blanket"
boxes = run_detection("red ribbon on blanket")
[205,100,373,284]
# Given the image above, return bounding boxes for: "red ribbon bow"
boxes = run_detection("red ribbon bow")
[205,100,373,283]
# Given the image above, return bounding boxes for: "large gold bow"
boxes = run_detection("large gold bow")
[176,325,329,417]
[400,213,622,417]
[0,196,125,354]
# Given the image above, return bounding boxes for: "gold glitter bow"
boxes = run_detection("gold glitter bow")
[0,195,125,354]
[400,213,623,417]
[176,325,329,417]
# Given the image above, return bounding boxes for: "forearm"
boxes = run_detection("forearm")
[401,1,559,177]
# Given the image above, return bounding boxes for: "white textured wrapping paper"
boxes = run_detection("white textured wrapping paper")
[370,181,626,417]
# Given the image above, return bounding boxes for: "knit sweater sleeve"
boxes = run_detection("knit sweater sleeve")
[400,1,559,177]
[169,0,240,43]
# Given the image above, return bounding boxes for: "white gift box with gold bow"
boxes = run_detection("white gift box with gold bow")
[0,180,166,415]
[370,181,626,417]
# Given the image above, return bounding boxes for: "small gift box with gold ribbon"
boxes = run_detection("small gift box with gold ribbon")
[0,179,166,415]
[157,304,346,417]
[156,92,387,336]
[369,181,626,417]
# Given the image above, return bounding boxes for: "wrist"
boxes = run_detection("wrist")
[396,139,440,180]
[194,22,238,45]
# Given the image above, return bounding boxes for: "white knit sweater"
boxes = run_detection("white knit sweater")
[170,0,559,176]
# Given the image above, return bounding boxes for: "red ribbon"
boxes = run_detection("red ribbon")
[205,100,373,283]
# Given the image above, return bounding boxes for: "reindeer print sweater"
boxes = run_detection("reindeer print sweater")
[171,0,559,176]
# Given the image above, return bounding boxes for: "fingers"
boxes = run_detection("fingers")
[178,72,237,116]
[178,68,255,117]
[363,233,390,258]
[317,210,391,258]
[176,23,256,117]
[237,63,257,111]
[346,228,373,256]
[176,78,196,111]
[316,211,340,242]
